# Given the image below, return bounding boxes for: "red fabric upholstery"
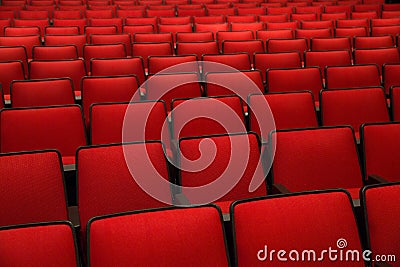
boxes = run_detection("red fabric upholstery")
[29,59,86,95]
[132,42,173,68]
[88,206,229,267]
[311,37,351,51]
[90,57,145,85]
[0,60,25,99]
[354,47,400,75]
[32,45,78,60]
[90,33,132,56]
[222,40,264,64]
[81,75,139,126]
[254,52,301,82]
[144,73,202,112]
[354,36,395,49]
[44,34,86,57]
[0,151,68,226]
[0,105,87,164]
[52,19,87,34]
[249,92,318,141]
[89,18,123,33]
[0,45,28,74]
[267,38,307,60]
[83,43,126,71]
[321,88,389,136]
[362,122,400,182]
[325,64,381,89]
[267,67,323,101]
[0,222,78,266]
[172,95,245,140]
[179,133,267,207]
[133,32,172,43]
[232,190,364,266]
[305,50,351,79]
[362,183,400,266]
[0,35,40,58]
[202,53,251,73]
[11,78,75,108]
[90,101,170,146]
[205,70,264,97]
[78,142,171,237]
[148,55,198,75]
[271,127,363,194]
[217,30,254,49]
[176,31,214,42]
[176,41,219,60]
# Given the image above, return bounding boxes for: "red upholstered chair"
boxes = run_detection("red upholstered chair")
[44,34,86,57]
[178,133,267,213]
[87,206,229,267]
[248,91,318,142]
[0,60,25,102]
[311,37,351,51]
[232,190,364,266]
[384,64,400,96]
[270,126,364,198]
[29,59,86,98]
[81,75,139,127]
[267,38,307,60]
[305,50,352,79]
[11,78,75,108]
[0,150,69,226]
[0,105,87,165]
[0,222,79,266]
[361,182,400,267]
[176,31,214,42]
[205,70,264,97]
[202,53,252,74]
[0,35,41,58]
[266,67,323,103]
[320,87,390,139]
[144,72,202,112]
[90,33,132,56]
[171,95,246,141]
[133,32,172,43]
[325,64,381,89]
[0,45,28,74]
[176,41,219,60]
[361,122,400,182]
[148,55,198,75]
[354,36,395,49]
[90,57,145,85]
[90,101,169,146]
[254,52,301,83]
[77,142,172,241]
[83,43,126,72]
[354,47,400,75]
[131,42,173,69]
[32,45,78,60]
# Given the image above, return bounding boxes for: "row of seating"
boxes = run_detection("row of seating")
[0,86,399,161]
[1,56,399,97]
[0,147,398,265]
[2,18,400,37]
[1,6,399,19]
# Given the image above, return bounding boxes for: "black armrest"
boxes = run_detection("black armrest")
[271,183,291,195]
[174,193,191,206]
[68,205,80,230]
[367,174,388,185]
